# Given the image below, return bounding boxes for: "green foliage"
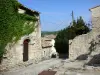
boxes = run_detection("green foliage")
[55,28,69,55]
[55,37,69,54]
[0,0,37,59]
[73,16,90,36]
[55,16,90,55]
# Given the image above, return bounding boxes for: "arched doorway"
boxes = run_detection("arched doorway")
[23,39,30,62]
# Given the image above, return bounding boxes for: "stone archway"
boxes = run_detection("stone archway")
[23,39,30,62]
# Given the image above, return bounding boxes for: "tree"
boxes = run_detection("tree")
[55,16,90,57]
[74,16,90,35]
[55,30,69,54]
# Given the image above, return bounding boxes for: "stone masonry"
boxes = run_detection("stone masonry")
[0,4,44,71]
[69,5,100,60]
[41,34,57,59]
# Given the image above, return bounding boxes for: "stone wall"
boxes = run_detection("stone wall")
[42,48,52,60]
[69,5,100,60]
[0,7,42,71]
[91,6,100,30]
[0,20,42,71]
[69,32,93,60]
[41,37,57,59]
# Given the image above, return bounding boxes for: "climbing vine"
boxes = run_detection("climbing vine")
[0,0,38,59]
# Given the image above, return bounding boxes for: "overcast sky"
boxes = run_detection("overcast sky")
[18,0,100,31]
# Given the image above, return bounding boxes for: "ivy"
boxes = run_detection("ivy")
[0,0,38,60]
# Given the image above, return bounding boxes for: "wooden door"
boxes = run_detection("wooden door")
[23,39,30,62]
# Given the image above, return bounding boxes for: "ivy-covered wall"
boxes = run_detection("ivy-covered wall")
[0,0,38,60]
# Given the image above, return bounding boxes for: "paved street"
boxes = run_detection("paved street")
[53,60,100,75]
[0,58,63,75]
[1,59,100,75]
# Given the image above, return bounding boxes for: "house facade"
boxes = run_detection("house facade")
[0,4,43,71]
[41,34,57,58]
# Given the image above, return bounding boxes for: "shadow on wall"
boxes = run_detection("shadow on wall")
[76,37,99,61]
[76,54,88,60]
[51,54,56,58]
[87,54,100,66]
[76,54,100,67]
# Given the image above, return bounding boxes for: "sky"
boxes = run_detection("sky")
[18,0,100,31]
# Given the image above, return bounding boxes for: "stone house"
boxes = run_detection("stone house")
[69,5,100,60]
[0,4,43,71]
[41,34,57,58]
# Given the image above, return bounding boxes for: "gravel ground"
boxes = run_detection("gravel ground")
[53,60,100,75]
[0,58,63,75]
[1,59,100,75]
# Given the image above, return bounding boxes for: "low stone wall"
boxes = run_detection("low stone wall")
[42,48,51,60]
[69,30,100,60]
[69,5,100,61]
[69,31,93,60]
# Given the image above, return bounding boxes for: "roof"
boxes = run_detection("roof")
[41,38,52,48]
[89,5,100,11]
[18,2,40,14]
[44,34,56,39]
[41,34,56,48]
